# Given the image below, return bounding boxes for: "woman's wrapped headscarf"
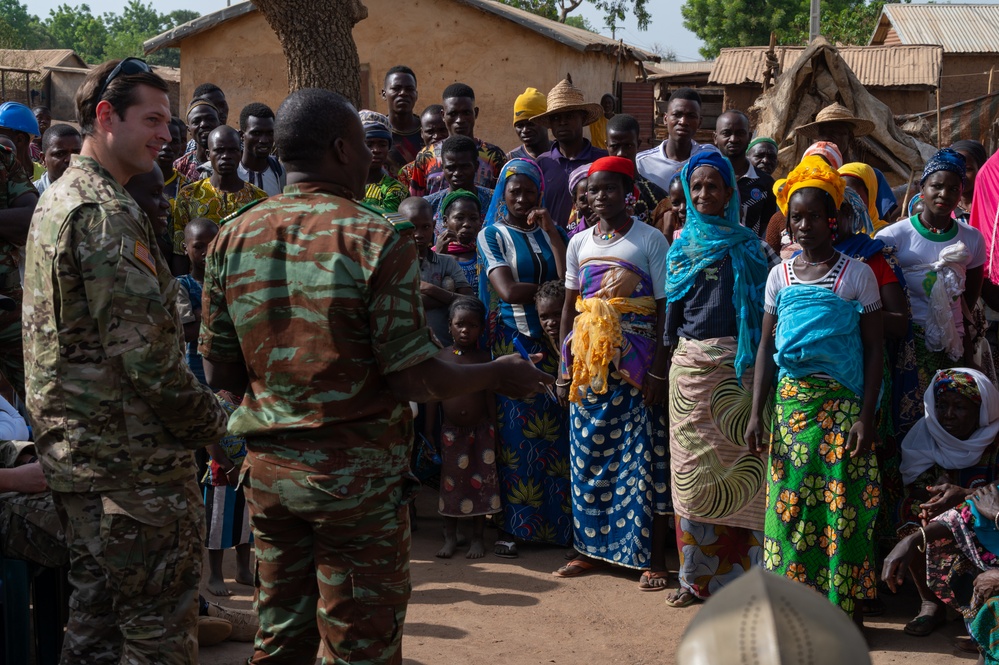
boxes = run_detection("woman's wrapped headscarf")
[484,158,544,229]
[921,147,967,187]
[665,149,768,384]
[803,141,844,169]
[838,162,885,234]
[774,156,846,216]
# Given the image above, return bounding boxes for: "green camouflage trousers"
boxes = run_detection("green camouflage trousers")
[52,481,204,664]
[245,457,417,664]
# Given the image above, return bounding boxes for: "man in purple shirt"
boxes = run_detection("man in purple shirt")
[530,76,607,228]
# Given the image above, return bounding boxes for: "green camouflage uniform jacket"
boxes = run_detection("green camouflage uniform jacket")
[23,155,228,494]
[199,182,439,476]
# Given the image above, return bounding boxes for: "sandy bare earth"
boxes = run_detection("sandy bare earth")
[201,490,977,665]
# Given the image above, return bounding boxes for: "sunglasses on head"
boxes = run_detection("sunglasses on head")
[98,57,152,100]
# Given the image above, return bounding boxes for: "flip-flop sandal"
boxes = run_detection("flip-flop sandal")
[494,540,518,558]
[903,612,946,636]
[638,570,670,592]
[664,589,699,608]
[552,558,606,578]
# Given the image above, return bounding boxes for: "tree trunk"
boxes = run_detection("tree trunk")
[254,0,368,108]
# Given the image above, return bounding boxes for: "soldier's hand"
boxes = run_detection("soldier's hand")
[491,353,554,400]
[3,462,48,494]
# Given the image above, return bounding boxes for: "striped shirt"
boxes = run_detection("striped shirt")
[764,254,882,315]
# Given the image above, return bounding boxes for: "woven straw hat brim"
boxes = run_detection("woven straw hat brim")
[530,102,604,128]
[796,115,875,138]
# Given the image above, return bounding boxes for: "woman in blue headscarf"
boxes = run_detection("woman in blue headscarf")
[663,149,773,607]
[477,158,570,557]
[875,148,987,396]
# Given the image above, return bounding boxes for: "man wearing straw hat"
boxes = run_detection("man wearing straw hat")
[531,75,607,227]
[795,102,897,218]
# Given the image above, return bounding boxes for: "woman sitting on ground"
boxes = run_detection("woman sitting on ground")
[890,368,999,636]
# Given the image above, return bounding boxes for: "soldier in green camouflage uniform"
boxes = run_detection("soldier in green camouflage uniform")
[0,141,39,398]
[199,88,552,665]
[23,59,229,665]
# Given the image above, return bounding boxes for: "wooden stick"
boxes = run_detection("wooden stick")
[901,167,917,217]
[936,87,942,148]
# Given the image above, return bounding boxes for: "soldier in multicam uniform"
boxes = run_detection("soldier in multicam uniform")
[23,58,229,664]
[199,88,552,665]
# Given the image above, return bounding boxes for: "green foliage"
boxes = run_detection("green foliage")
[681,0,889,59]
[0,0,198,66]
[495,0,646,32]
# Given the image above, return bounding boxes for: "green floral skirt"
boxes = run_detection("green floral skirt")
[763,376,880,615]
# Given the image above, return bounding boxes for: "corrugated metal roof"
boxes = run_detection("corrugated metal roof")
[646,61,714,75]
[872,3,999,53]
[708,44,942,88]
[145,0,656,62]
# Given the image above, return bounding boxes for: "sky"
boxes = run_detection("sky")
[26,0,709,61]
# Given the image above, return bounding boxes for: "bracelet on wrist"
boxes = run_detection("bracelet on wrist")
[646,371,666,381]
[554,379,571,388]
[917,526,928,553]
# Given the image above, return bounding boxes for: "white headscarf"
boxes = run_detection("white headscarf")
[900,367,999,485]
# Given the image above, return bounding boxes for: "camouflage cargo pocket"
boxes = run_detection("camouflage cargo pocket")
[346,568,410,653]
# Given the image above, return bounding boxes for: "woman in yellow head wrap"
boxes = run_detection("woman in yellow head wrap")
[839,162,887,234]
[748,155,886,625]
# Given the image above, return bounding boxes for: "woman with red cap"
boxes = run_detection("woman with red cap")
[553,156,671,580]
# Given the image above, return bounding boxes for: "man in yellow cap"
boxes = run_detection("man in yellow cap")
[507,88,550,161]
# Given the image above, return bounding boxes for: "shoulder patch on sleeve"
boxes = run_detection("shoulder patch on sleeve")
[382,212,414,233]
[134,239,157,275]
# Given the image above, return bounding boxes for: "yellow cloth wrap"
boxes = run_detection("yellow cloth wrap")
[568,294,656,403]
[774,155,846,215]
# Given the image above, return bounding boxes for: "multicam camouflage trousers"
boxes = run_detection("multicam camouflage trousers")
[52,481,204,664]
[245,457,417,664]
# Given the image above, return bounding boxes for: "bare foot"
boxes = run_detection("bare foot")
[436,536,457,559]
[466,539,486,559]
[207,577,232,597]
[235,571,253,586]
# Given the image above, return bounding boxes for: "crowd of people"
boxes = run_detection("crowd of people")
[4,53,999,664]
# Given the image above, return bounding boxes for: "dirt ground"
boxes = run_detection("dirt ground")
[201,490,979,665]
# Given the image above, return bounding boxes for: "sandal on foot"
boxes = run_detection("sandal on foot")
[552,558,606,578]
[564,548,579,561]
[664,589,699,608]
[638,570,670,592]
[494,540,518,558]
[904,611,945,636]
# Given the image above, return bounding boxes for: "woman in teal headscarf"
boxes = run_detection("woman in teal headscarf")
[664,149,772,606]
[477,158,570,557]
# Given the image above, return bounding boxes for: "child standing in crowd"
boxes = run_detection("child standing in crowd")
[426,297,500,559]
[203,391,253,597]
[177,218,220,384]
[435,189,482,287]
[535,280,566,347]
[666,173,686,241]
[566,164,592,238]
[400,196,473,346]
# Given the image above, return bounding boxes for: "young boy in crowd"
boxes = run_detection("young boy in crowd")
[535,280,566,349]
[397,105,447,188]
[360,110,407,212]
[425,135,493,236]
[400,196,473,346]
[664,173,686,241]
[434,190,482,288]
[566,165,592,238]
[426,297,499,560]
[176,218,219,384]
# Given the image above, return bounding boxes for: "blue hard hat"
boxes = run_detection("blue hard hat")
[0,102,40,137]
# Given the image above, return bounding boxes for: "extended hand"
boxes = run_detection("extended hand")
[881,534,920,593]
[920,483,973,521]
[491,353,554,400]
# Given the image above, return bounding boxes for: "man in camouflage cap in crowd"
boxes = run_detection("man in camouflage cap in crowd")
[23,57,229,664]
[199,87,552,664]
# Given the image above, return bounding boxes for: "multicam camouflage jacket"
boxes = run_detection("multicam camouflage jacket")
[23,155,228,493]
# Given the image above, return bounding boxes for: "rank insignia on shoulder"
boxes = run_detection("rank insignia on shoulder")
[382,212,414,233]
[221,198,266,225]
[134,240,156,274]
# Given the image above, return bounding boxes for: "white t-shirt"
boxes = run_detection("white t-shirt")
[764,254,882,314]
[565,220,669,299]
[875,216,986,332]
[635,141,713,191]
